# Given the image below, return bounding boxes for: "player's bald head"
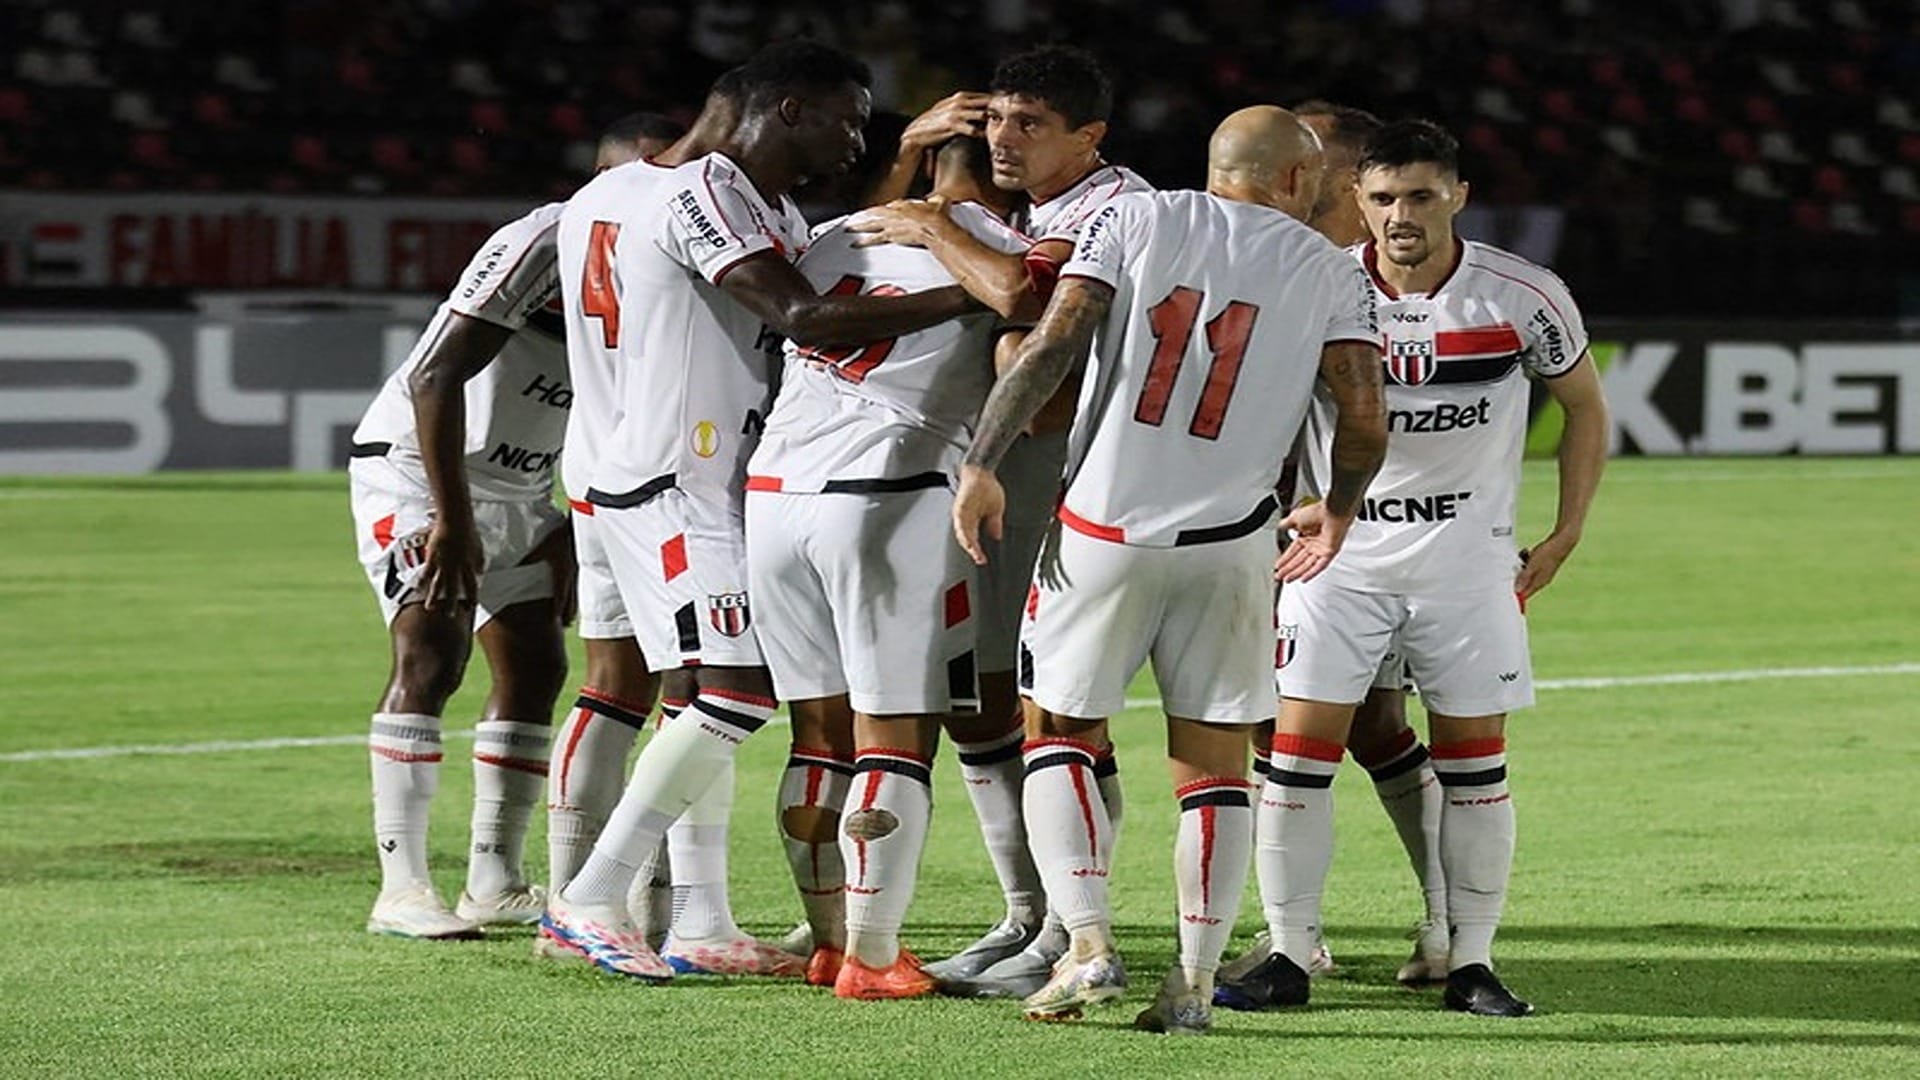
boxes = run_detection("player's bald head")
[1206,106,1324,219]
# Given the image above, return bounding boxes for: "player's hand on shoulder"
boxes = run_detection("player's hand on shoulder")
[421,519,484,612]
[1274,499,1351,584]
[847,196,949,249]
[951,463,1006,567]
[1514,531,1577,601]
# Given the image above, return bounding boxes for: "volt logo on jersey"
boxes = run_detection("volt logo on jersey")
[690,420,721,458]
[1388,338,1437,385]
[708,592,751,637]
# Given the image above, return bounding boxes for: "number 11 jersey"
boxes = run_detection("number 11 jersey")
[1055,191,1379,547]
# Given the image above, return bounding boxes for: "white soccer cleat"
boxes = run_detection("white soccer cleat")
[456,883,546,927]
[366,883,483,941]
[540,894,674,982]
[1308,937,1338,977]
[1396,919,1451,986]
[1022,950,1128,1021]
[662,934,808,977]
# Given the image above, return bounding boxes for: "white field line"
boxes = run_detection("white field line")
[3,662,1916,765]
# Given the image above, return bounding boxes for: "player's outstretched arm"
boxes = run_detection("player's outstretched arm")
[953,277,1113,565]
[1517,351,1609,599]
[847,207,1052,323]
[407,312,514,611]
[719,250,980,347]
[1277,340,1387,583]
[864,91,990,207]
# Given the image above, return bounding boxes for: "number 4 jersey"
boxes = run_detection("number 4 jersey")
[746,201,1031,491]
[1054,190,1379,547]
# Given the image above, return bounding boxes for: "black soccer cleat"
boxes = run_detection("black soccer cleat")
[1211,952,1311,1011]
[1442,964,1535,1017]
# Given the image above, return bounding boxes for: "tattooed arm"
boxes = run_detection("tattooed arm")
[1274,340,1388,582]
[951,277,1114,564]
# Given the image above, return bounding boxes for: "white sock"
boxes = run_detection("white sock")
[1432,737,1514,971]
[954,726,1043,927]
[1021,738,1112,936]
[547,688,648,892]
[1256,732,1342,970]
[841,748,935,968]
[561,687,775,908]
[668,754,742,943]
[466,719,550,898]
[1357,728,1447,926]
[779,745,852,950]
[630,836,673,947]
[369,712,441,892]
[1174,776,1254,993]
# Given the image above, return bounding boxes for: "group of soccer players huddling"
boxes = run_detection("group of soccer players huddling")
[346,38,1609,1035]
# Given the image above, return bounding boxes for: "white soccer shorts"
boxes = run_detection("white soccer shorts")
[745,486,977,716]
[595,486,764,673]
[1020,525,1276,724]
[568,504,633,641]
[349,460,563,631]
[1275,577,1534,717]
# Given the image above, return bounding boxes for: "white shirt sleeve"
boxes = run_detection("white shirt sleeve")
[1517,269,1588,377]
[1323,254,1381,347]
[1057,200,1135,290]
[658,163,779,285]
[445,212,561,330]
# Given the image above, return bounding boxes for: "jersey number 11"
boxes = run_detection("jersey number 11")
[1134,285,1258,441]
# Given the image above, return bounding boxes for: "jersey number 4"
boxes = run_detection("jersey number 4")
[794,275,904,383]
[1134,286,1258,440]
[581,220,621,349]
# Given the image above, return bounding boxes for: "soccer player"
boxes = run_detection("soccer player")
[348,182,598,939]
[951,105,1388,1034]
[849,44,1152,996]
[548,77,800,976]
[1218,100,1453,991]
[539,41,984,982]
[747,135,1028,998]
[1246,119,1609,1017]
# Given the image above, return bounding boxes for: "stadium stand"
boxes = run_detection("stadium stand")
[0,0,1912,316]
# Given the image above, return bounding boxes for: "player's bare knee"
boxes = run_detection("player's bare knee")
[781,805,841,843]
[843,807,899,842]
[583,639,653,703]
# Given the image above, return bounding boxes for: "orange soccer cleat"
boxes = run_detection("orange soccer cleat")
[832,949,936,1001]
[805,945,846,988]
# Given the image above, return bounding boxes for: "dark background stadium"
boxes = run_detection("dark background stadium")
[1,0,1914,318]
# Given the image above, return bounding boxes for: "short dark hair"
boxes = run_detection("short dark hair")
[1292,100,1384,155]
[598,111,686,146]
[990,45,1112,129]
[736,40,872,112]
[1358,118,1460,176]
[933,134,993,187]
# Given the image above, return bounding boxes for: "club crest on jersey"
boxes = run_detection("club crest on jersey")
[1387,338,1436,386]
[1276,623,1299,670]
[708,592,750,637]
[690,420,721,458]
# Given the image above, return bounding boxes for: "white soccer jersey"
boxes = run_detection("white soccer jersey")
[556,157,676,505]
[999,163,1155,527]
[1300,238,1588,593]
[586,153,808,514]
[747,201,1029,491]
[1023,162,1154,246]
[352,202,569,503]
[1053,190,1378,547]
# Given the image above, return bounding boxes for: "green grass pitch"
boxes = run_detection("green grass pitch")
[2,457,1917,1077]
